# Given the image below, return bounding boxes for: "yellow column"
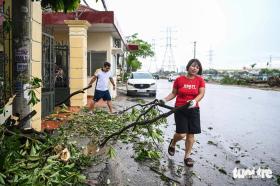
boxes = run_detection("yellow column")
[31,1,42,131]
[65,20,90,107]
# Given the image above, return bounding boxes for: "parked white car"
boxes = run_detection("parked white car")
[126,72,157,96]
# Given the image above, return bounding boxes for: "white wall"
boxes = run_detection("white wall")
[87,32,117,98]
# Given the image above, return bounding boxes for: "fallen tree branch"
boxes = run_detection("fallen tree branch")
[17,110,37,129]
[55,85,92,107]
[136,105,158,122]
[4,127,42,142]
[99,101,190,147]
[3,110,37,129]
[132,104,156,131]
[114,99,158,114]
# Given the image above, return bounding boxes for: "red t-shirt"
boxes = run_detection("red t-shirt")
[173,75,205,107]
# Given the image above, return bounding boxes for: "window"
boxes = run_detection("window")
[113,38,121,48]
[132,72,153,79]
[87,51,107,76]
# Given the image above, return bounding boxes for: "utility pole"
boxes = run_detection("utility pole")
[12,0,32,127]
[193,41,196,59]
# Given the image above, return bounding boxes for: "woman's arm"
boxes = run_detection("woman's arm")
[164,88,177,102]
[194,87,205,102]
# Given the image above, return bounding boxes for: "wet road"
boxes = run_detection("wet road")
[153,79,280,185]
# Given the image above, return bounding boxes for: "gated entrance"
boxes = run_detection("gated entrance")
[41,32,55,117]
[54,44,70,106]
[42,30,70,117]
[0,5,12,109]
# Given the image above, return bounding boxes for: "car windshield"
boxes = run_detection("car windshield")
[132,73,153,79]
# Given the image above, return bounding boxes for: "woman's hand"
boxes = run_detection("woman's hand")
[159,98,166,104]
[187,100,197,108]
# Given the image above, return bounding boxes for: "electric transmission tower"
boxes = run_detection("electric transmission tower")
[267,55,280,68]
[161,27,176,73]
[193,41,197,59]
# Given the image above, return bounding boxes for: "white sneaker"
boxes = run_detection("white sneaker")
[88,111,93,114]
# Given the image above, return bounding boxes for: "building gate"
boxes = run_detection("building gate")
[54,44,70,106]
[41,32,55,117]
[0,4,12,109]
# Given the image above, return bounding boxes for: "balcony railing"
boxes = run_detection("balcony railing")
[113,38,121,48]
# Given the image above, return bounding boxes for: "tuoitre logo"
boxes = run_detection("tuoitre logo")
[232,167,273,179]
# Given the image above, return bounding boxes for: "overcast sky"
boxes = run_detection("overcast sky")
[87,0,280,71]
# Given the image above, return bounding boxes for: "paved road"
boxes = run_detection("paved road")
[117,79,280,185]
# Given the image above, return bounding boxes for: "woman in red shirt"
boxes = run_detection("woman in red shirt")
[161,59,205,167]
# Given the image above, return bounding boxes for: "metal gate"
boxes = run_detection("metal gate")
[55,44,70,106]
[0,4,12,109]
[41,32,55,117]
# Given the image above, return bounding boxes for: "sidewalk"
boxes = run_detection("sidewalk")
[41,96,108,131]
[117,84,127,91]
[41,84,127,131]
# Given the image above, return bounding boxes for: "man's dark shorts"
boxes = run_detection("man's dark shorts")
[174,107,201,134]
[93,90,111,102]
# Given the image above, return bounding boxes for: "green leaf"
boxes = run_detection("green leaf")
[28,155,41,162]
[64,163,75,169]
[25,139,30,150]
[3,20,12,33]
[277,175,280,185]
[0,107,4,115]
[34,142,41,151]
[13,174,18,183]
[77,175,86,182]
[0,175,5,185]
[50,171,59,178]
[0,173,6,179]
[107,146,116,159]
[30,145,37,156]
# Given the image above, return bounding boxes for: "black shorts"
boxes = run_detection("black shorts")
[93,90,112,101]
[174,107,201,134]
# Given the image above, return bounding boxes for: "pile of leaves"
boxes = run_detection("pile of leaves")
[0,126,91,185]
[63,103,167,161]
[0,100,168,185]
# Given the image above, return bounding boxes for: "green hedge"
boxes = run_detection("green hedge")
[220,76,249,85]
